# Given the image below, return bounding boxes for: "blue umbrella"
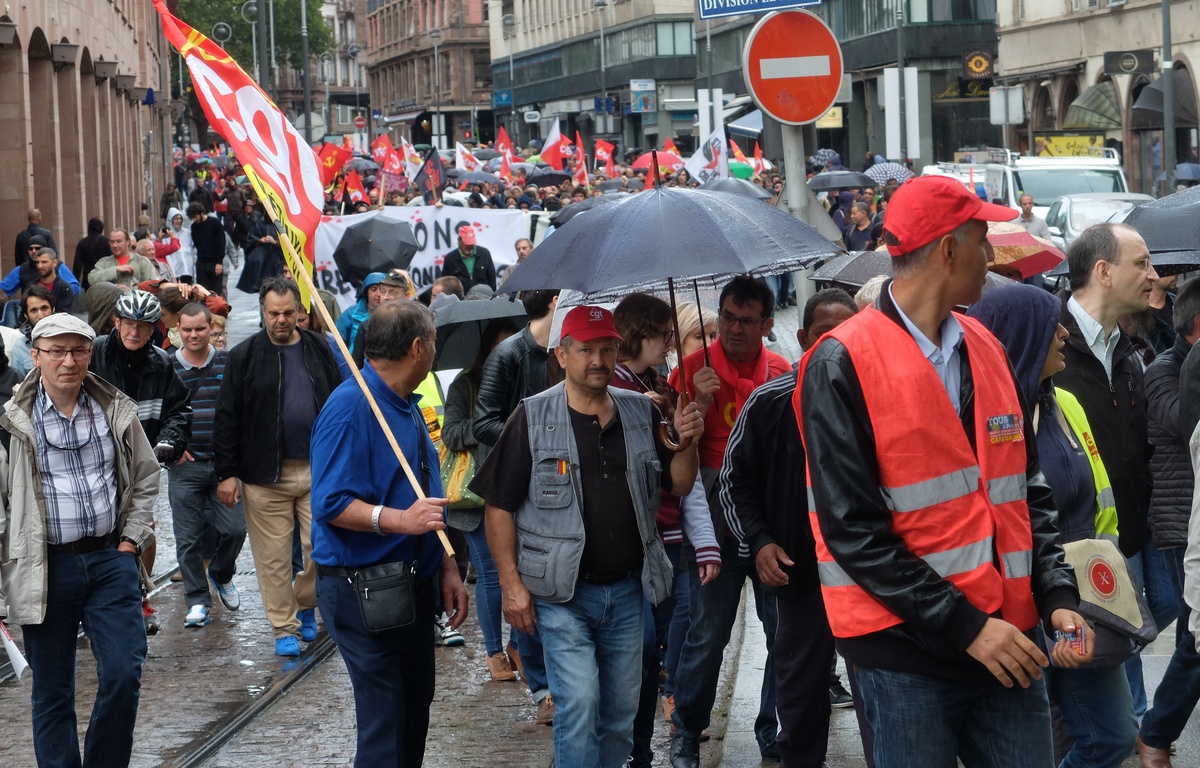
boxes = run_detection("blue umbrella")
[1155,163,1200,181]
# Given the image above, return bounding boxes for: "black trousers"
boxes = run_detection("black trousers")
[195,263,223,296]
[774,589,836,768]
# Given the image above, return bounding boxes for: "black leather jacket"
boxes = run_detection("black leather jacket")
[213,329,341,485]
[90,331,192,460]
[1146,332,1193,550]
[799,287,1078,683]
[473,325,548,448]
[1055,296,1151,556]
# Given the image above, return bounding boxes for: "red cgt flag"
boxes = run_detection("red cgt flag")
[371,134,394,165]
[343,170,368,204]
[664,137,679,155]
[152,0,324,308]
[495,126,513,155]
[318,142,353,187]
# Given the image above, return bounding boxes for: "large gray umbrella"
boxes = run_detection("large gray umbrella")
[701,177,774,200]
[864,162,914,185]
[807,170,874,192]
[549,192,630,226]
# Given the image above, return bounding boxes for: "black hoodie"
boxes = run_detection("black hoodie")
[73,218,110,290]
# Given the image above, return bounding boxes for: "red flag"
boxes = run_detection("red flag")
[317,142,353,187]
[606,153,615,177]
[383,145,404,177]
[664,137,679,155]
[573,159,589,189]
[371,135,394,165]
[500,150,514,182]
[595,139,615,173]
[343,170,368,204]
[730,140,750,166]
[753,142,765,175]
[152,0,324,308]
[495,126,513,155]
[575,131,586,169]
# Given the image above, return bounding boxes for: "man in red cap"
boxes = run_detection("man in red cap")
[440,223,497,294]
[471,304,705,768]
[795,175,1092,767]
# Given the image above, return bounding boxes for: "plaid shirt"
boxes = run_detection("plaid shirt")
[34,384,119,545]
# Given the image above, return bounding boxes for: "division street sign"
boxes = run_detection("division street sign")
[742,10,844,126]
[698,0,820,20]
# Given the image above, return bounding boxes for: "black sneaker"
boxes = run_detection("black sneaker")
[830,680,854,708]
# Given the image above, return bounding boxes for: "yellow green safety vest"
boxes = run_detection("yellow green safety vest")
[416,373,445,449]
[1055,387,1119,541]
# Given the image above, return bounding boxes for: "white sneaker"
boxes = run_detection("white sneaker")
[184,604,210,628]
[436,612,465,647]
[209,573,241,611]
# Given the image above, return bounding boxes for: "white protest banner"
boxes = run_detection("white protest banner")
[313,207,533,308]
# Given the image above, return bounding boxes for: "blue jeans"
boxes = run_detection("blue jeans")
[513,626,550,701]
[318,571,437,767]
[1141,600,1200,749]
[463,523,504,656]
[1123,543,1179,719]
[855,665,1054,768]
[536,576,644,768]
[671,537,778,754]
[1046,663,1137,768]
[21,547,147,768]
[167,458,246,608]
[662,541,690,698]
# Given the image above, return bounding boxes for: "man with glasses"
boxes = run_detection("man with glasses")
[90,290,193,635]
[667,276,791,767]
[89,229,157,289]
[0,313,160,767]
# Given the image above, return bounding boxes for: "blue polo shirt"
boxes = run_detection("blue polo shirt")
[310,362,445,577]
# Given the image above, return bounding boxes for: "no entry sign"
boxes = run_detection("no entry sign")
[742,10,844,126]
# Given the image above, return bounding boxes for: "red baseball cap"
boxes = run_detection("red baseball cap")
[458,224,477,246]
[882,176,1017,257]
[560,305,622,343]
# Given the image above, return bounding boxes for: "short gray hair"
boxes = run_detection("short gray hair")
[361,300,435,361]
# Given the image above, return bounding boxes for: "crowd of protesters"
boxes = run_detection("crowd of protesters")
[2,138,1200,768]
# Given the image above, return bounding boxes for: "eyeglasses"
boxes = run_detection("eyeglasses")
[719,312,765,330]
[1112,257,1153,272]
[33,347,93,361]
[660,330,676,345]
[210,331,227,339]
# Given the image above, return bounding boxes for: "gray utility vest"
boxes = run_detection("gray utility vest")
[515,382,673,606]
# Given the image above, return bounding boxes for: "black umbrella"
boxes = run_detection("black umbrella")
[1047,248,1200,278]
[1119,200,1200,253]
[450,170,500,186]
[550,192,630,226]
[332,215,420,293]
[526,168,572,186]
[807,170,874,192]
[701,177,774,200]
[345,156,380,173]
[475,149,500,160]
[433,297,527,371]
[597,179,626,191]
[812,250,1016,294]
[497,186,840,299]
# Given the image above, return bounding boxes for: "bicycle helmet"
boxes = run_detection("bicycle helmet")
[115,290,162,324]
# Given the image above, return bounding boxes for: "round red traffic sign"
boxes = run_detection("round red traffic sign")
[742,10,844,126]
[354,115,367,130]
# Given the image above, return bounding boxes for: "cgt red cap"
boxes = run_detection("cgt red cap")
[560,305,622,343]
[882,175,1018,257]
[457,224,477,246]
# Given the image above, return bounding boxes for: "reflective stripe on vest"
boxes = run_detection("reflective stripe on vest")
[797,308,1039,638]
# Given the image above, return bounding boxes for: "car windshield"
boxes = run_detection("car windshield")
[1012,169,1126,206]
[1069,199,1141,232]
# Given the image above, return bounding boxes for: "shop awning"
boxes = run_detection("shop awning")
[1064,81,1121,130]
[728,109,763,139]
[1132,70,1199,129]
[382,109,425,124]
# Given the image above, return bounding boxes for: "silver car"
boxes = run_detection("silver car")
[1044,192,1153,249]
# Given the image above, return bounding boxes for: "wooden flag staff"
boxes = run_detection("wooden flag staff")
[258,194,454,557]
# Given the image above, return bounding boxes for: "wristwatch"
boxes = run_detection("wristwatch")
[119,536,142,556]
[371,504,386,536]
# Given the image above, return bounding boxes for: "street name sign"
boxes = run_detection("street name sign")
[743,10,844,126]
[699,0,820,21]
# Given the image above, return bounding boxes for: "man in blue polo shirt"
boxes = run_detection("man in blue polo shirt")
[310,299,469,767]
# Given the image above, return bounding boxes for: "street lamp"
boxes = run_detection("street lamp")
[319,51,334,137]
[503,14,516,140]
[428,28,443,150]
[594,0,607,134]
[347,43,363,119]
[240,1,259,82]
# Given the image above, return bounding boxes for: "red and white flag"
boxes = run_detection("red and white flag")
[500,150,515,182]
[152,0,323,307]
[495,126,513,156]
[573,160,589,190]
[541,118,565,170]
[371,134,394,165]
[383,145,405,177]
[399,135,424,180]
[753,142,765,175]
[343,170,369,204]
[664,137,679,155]
[730,140,750,166]
[456,142,482,172]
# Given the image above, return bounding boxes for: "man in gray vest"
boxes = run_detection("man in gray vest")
[471,304,705,768]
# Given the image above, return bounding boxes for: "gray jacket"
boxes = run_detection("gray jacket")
[0,372,160,624]
[514,382,672,606]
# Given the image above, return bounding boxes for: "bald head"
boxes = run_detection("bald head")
[28,208,41,224]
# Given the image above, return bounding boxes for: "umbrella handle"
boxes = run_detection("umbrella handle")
[658,391,693,453]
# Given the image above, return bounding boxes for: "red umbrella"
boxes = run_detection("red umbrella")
[986,221,1065,278]
[631,151,685,173]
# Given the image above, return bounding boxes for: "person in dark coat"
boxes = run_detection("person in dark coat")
[73,217,110,290]
[440,224,496,293]
[236,202,283,295]
[14,208,57,268]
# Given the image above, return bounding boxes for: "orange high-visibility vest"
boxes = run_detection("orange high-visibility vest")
[796,308,1038,638]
